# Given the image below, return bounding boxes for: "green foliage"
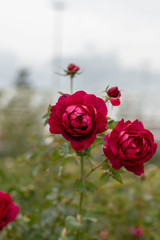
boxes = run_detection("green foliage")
[42,104,52,126]
[74,179,96,193]
[111,169,123,184]
[76,147,91,157]
[74,179,85,192]
[65,216,82,231]
[0,89,43,157]
[0,94,160,239]
[0,131,159,240]
[100,172,110,185]
[107,117,119,129]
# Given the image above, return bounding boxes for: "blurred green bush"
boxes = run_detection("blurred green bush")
[0,132,159,240]
[0,89,160,240]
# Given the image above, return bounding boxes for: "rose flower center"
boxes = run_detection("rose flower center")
[62,105,93,136]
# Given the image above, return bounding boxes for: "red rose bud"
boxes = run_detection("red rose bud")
[103,119,157,176]
[48,91,108,152]
[107,86,121,106]
[67,64,80,73]
[0,191,19,231]
[129,226,143,237]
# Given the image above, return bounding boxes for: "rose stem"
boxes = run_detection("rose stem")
[79,156,84,214]
[70,75,73,94]
[76,156,84,240]
[84,160,106,180]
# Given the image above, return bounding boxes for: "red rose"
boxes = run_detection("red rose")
[67,64,80,73]
[49,91,108,152]
[0,191,19,231]
[103,119,157,175]
[107,86,121,106]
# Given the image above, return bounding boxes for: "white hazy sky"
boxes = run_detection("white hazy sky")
[0,0,160,70]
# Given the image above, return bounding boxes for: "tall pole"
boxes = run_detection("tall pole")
[52,0,65,90]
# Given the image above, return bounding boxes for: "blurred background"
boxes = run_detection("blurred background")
[0,0,160,142]
[0,1,160,239]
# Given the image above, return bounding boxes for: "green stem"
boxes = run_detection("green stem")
[70,76,73,94]
[76,156,84,240]
[85,161,105,180]
[79,156,84,215]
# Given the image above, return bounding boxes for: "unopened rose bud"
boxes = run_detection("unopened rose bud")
[107,86,121,106]
[135,227,143,237]
[129,226,143,237]
[67,64,80,73]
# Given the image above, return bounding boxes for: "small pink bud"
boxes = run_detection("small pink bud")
[129,226,143,237]
[135,227,143,237]
[107,86,121,106]
[99,230,109,239]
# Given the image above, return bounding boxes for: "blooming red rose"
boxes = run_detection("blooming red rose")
[107,86,121,106]
[0,191,19,231]
[67,64,80,73]
[48,91,108,152]
[103,119,157,175]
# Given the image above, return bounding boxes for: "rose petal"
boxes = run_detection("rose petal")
[70,141,85,152]
[109,98,120,106]
[56,94,69,118]
[83,134,96,149]
[84,94,108,116]
[104,133,110,144]
[49,110,61,125]
[96,112,107,134]
[7,204,19,222]
[48,118,61,133]
[124,164,144,176]
[66,91,86,106]
[103,145,122,170]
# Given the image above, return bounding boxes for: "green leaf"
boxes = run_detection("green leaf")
[107,119,114,125]
[32,165,39,177]
[48,104,52,114]
[83,216,98,222]
[74,179,85,192]
[102,160,110,170]
[46,188,58,200]
[59,143,70,157]
[76,147,91,157]
[41,207,58,226]
[111,171,123,184]
[93,134,105,145]
[88,154,95,165]
[51,150,60,164]
[85,181,97,193]
[42,112,49,119]
[58,91,64,96]
[100,172,110,185]
[107,119,119,129]
[65,216,81,231]
[44,118,49,126]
